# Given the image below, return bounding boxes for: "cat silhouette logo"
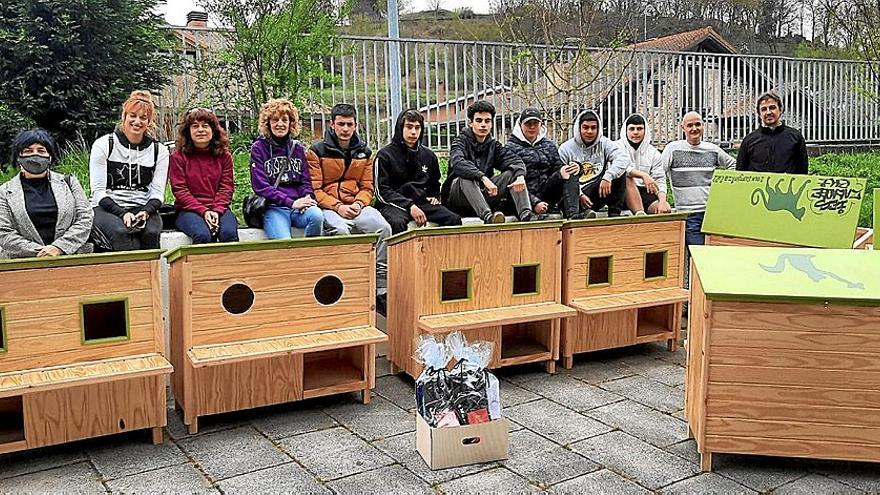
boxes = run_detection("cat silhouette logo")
[750,177,809,221]
[760,253,864,290]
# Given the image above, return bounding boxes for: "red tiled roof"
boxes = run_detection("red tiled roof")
[629,26,738,54]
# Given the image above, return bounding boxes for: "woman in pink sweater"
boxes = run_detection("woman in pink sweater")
[169,108,239,243]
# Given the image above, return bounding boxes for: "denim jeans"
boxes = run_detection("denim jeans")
[263,205,324,239]
[685,211,706,247]
[175,210,239,244]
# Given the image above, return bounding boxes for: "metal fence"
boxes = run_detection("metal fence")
[159,27,880,150]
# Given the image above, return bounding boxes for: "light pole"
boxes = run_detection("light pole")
[388,0,402,124]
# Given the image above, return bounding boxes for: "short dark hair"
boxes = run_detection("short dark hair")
[467,100,496,120]
[625,114,646,127]
[578,110,599,126]
[401,109,424,126]
[9,128,59,167]
[756,92,783,113]
[331,103,357,122]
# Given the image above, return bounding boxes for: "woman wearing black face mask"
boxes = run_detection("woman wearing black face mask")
[0,129,94,258]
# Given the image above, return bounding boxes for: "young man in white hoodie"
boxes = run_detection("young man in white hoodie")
[615,114,672,214]
[558,110,645,217]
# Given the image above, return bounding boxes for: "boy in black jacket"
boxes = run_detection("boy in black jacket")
[375,109,462,234]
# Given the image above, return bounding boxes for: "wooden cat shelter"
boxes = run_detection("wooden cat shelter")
[386,222,576,378]
[686,245,880,471]
[560,213,690,368]
[165,235,386,433]
[0,251,171,455]
[702,170,868,249]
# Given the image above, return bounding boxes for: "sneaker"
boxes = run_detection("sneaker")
[634,210,647,216]
[483,211,505,224]
[519,212,550,222]
[608,207,622,217]
[571,209,598,220]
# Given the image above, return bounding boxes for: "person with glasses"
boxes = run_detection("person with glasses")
[250,98,323,238]
[170,107,239,244]
[88,90,169,251]
[0,129,93,258]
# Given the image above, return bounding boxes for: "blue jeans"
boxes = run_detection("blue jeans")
[264,205,324,238]
[685,211,705,247]
[176,210,239,244]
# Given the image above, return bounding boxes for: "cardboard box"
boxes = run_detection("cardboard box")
[415,414,510,469]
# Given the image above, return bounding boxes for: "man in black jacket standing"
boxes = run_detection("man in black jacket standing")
[441,100,535,223]
[375,109,462,234]
[505,107,583,219]
[736,92,808,174]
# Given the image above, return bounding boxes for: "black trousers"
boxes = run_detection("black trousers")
[580,176,627,212]
[533,170,581,217]
[378,202,462,234]
[92,206,163,251]
[446,170,531,218]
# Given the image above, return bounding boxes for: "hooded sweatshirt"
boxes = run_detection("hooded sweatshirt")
[505,118,566,205]
[614,114,667,194]
[557,110,629,190]
[374,112,442,212]
[250,135,313,208]
[89,129,169,215]
[441,128,526,203]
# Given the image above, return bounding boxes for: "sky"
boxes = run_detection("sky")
[156,0,493,26]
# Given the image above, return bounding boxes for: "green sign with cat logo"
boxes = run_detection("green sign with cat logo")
[702,170,866,248]
[690,245,880,304]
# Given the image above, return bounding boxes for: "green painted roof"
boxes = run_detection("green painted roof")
[702,170,866,248]
[690,245,880,305]
[562,212,689,229]
[164,234,379,264]
[0,250,164,272]
[386,220,564,246]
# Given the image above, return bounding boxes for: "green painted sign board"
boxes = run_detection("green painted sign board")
[875,188,879,238]
[690,245,880,305]
[702,170,866,248]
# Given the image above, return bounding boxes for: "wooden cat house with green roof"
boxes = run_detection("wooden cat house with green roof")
[386,221,576,378]
[0,251,171,455]
[165,235,385,434]
[686,245,880,471]
[702,170,868,248]
[560,213,690,368]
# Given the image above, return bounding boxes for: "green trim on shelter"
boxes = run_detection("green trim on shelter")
[164,234,380,264]
[690,245,880,306]
[0,250,163,273]
[511,263,542,297]
[79,296,132,346]
[874,188,879,236]
[0,307,7,353]
[386,220,565,246]
[562,212,689,229]
[702,170,866,249]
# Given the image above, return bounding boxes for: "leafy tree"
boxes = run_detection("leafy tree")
[0,0,175,162]
[200,0,349,126]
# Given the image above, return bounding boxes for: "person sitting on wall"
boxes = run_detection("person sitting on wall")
[89,90,170,251]
[375,109,462,234]
[736,91,808,174]
[441,100,537,223]
[505,106,584,219]
[251,98,323,239]
[661,111,736,247]
[0,129,93,258]
[170,107,239,244]
[615,114,672,214]
[558,109,645,217]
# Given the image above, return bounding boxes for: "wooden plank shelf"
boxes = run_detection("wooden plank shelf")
[570,288,689,314]
[418,303,575,334]
[499,334,552,367]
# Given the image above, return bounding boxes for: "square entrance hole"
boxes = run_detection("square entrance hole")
[644,251,668,280]
[0,396,25,444]
[512,264,540,296]
[81,299,129,343]
[441,269,471,302]
[587,256,612,286]
[0,307,5,352]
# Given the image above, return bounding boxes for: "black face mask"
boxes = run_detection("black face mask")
[19,155,51,175]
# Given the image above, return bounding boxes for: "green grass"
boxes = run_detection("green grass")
[1,149,876,228]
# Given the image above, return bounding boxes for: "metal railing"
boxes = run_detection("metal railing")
[158,27,880,151]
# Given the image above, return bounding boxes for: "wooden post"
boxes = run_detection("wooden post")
[700,452,713,472]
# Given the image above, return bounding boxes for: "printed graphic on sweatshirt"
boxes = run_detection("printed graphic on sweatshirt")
[106,160,155,192]
[576,161,606,189]
[668,149,717,188]
[263,156,305,185]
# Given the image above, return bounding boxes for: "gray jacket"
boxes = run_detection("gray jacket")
[0,171,94,258]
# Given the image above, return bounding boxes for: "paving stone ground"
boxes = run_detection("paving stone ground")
[2,342,879,494]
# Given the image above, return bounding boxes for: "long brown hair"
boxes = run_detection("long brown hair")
[175,108,231,156]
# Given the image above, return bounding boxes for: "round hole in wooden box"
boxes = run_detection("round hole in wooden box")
[222,283,255,314]
[314,275,344,306]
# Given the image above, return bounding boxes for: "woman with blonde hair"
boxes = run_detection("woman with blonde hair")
[89,90,169,250]
[250,98,322,238]
[170,108,238,244]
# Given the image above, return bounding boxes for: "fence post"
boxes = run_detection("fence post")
[387,0,402,121]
